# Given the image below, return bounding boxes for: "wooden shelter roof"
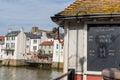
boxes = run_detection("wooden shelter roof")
[58,0,120,16]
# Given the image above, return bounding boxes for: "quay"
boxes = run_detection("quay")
[26,60,52,64]
[26,60,52,69]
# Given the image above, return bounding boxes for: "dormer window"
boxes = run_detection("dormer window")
[6,37,10,40]
[11,37,15,40]
[33,40,37,44]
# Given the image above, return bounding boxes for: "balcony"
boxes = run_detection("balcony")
[2,47,15,51]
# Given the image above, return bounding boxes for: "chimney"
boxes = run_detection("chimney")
[32,26,38,33]
[20,27,24,32]
[8,28,12,33]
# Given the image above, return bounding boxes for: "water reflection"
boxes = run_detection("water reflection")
[0,67,62,80]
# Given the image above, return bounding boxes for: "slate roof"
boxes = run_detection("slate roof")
[5,30,41,39]
[5,31,20,37]
[55,0,120,16]
[46,33,64,39]
[25,32,41,39]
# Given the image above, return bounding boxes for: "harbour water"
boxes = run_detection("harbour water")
[0,67,63,80]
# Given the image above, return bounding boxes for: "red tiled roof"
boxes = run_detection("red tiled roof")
[0,36,4,41]
[40,41,53,46]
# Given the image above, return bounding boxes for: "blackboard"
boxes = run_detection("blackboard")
[87,24,120,71]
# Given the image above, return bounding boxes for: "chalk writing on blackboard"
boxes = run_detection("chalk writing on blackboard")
[89,50,95,56]
[97,44,108,58]
[96,27,115,32]
[88,35,94,42]
[96,34,113,44]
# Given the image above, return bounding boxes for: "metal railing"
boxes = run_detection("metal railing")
[52,69,75,80]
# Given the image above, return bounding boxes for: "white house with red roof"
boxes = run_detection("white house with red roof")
[40,41,54,54]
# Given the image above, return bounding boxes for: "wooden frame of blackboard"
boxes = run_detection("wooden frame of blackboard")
[83,23,102,76]
[83,22,120,76]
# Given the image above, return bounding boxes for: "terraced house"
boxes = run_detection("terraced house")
[25,32,41,60]
[2,28,26,66]
[2,27,49,65]
[52,0,120,80]
[40,41,53,54]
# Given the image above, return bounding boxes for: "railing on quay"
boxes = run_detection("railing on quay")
[52,69,75,80]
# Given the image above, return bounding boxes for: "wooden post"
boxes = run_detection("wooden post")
[68,69,75,80]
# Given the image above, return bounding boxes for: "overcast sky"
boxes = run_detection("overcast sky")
[0,0,74,36]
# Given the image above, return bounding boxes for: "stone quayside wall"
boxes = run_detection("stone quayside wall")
[1,59,63,70]
[2,59,27,66]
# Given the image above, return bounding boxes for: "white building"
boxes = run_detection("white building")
[25,32,42,60]
[2,28,26,66]
[25,33,41,53]
[0,36,4,60]
[53,40,64,63]
[40,41,54,54]
[1,27,51,66]
[0,42,4,60]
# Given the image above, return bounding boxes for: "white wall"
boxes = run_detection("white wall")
[0,44,4,60]
[3,28,27,60]
[26,38,30,53]
[41,32,48,43]
[63,21,85,74]
[53,40,64,62]
[30,39,40,52]
[16,29,26,59]
[3,37,16,59]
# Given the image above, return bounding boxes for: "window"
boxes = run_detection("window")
[44,46,46,49]
[6,37,10,40]
[26,45,29,48]
[33,46,37,51]
[33,40,37,44]
[56,44,58,49]
[49,51,51,54]
[61,46,63,49]
[49,45,51,49]
[6,43,10,48]
[12,51,14,56]
[11,43,15,48]
[11,37,15,40]
[7,51,8,56]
